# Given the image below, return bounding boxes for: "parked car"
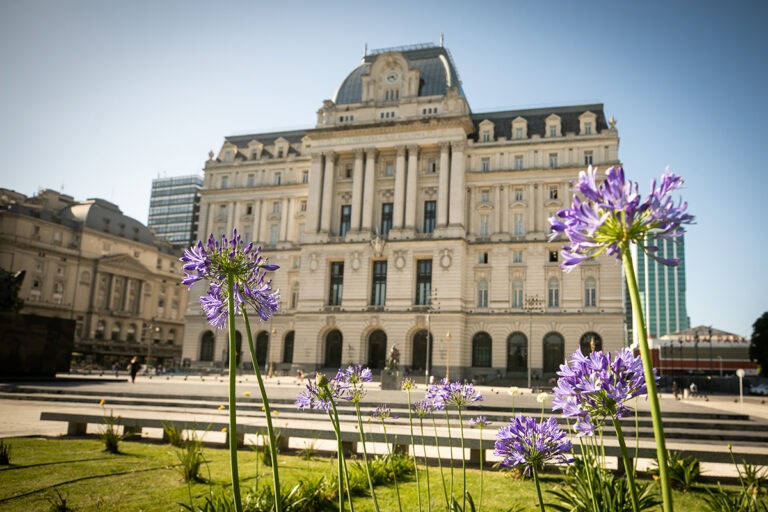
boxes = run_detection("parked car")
[749,383,768,396]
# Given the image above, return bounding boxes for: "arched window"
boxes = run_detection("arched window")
[283,331,295,364]
[111,322,121,342]
[472,332,492,367]
[235,331,242,366]
[411,329,432,373]
[477,280,488,308]
[95,320,105,340]
[548,278,560,308]
[507,332,527,371]
[511,280,524,308]
[126,323,137,343]
[543,332,565,373]
[584,277,597,308]
[167,328,176,345]
[200,331,215,361]
[325,329,343,368]
[367,329,387,369]
[579,332,603,355]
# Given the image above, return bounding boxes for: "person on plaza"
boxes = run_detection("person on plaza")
[672,380,680,400]
[689,381,698,398]
[128,356,141,383]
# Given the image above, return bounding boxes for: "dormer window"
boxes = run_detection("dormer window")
[512,117,528,140]
[579,111,598,136]
[482,132,491,142]
[584,122,593,135]
[385,89,399,101]
[277,148,284,158]
[546,114,562,138]
[549,125,558,137]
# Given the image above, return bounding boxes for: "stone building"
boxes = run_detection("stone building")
[182,43,625,383]
[0,188,187,370]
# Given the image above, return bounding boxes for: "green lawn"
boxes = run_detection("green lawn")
[0,436,748,511]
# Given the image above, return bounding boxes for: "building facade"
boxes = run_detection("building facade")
[182,43,626,383]
[628,236,690,343]
[147,174,203,252]
[0,188,188,370]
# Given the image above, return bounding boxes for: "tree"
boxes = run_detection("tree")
[749,312,768,376]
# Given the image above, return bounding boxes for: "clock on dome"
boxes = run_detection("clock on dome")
[385,71,400,83]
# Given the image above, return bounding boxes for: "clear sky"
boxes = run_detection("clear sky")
[1,1,766,338]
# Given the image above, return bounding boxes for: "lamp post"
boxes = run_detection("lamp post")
[445,331,452,381]
[524,294,543,390]
[694,333,700,373]
[708,326,713,375]
[425,287,438,386]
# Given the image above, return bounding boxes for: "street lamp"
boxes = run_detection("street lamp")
[694,333,700,373]
[445,331,452,381]
[425,287,438,385]
[524,295,543,390]
[708,326,713,375]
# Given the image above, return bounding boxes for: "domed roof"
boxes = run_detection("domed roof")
[62,198,155,246]
[334,44,466,105]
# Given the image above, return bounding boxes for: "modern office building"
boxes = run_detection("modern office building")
[0,188,188,369]
[147,174,203,252]
[181,43,626,383]
[628,235,690,343]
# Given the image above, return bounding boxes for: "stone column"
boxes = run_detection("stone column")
[362,148,377,232]
[437,142,450,227]
[494,186,501,234]
[286,198,296,242]
[320,151,336,233]
[405,145,419,230]
[306,153,324,233]
[279,198,289,241]
[351,149,364,232]
[501,186,509,233]
[449,142,466,226]
[251,200,261,244]
[393,146,407,230]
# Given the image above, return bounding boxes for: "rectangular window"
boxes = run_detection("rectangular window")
[291,284,299,309]
[272,201,281,214]
[478,252,489,264]
[344,164,353,179]
[549,251,559,262]
[274,172,282,185]
[549,186,558,200]
[479,215,490,237]
[300,200,307,212]
[423,200,436,234]
[512,282,524,308]
[270,225,279,244]
[415,259,432,306]
[328,262,344,306]
[385,161,395,177]
[549,153,558,168]
[584,122,593,135]
[514,155,523,170]
[339,205,351,236]
[428,159,437,173]
[515,127,523,140]
[371,261,387,306]
[514,187,524,201]
[548,282,560,308]
[477,281,488,308]
[481,158,490,172]
[380,203,393,236]
[584,151,593,166]
[513,250,523,263]
[221,176,229,188]
[247,174,255,187]
[302,170,309,183]
[482,132,490,142]
[549,125,558,137]
[481,190,490,203]
[513,213,524,236]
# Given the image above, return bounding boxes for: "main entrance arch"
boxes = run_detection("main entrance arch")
[543,332,565,374]
[367,329,387,369]
[325,329,343,368]
[411,329,433,374]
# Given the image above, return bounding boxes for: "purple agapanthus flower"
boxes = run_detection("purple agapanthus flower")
[470,416,492,428]
[370,404,398,421]
[425,378,483,410]
[494,415,572,475]
[549,166,694,271]
[411,399,435,418]
[333,365,372,403]
[552,348,654,436]
[296,373,343,412]
[181,229,280,328]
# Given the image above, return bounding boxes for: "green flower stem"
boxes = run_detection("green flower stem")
[444,410,455,501]
[612,417,640,512]
[431,415,450,509]
[457,408,467,511]
[380,422,403,512]
[405,390,422,512]
[478,427,484,512]
[327,402,352,512]
[418,417,432,509]
[531,465,546,512]
[242,311,281,512]
[225,276,243,512]
[354,402,379,512]
[622,248,673,512]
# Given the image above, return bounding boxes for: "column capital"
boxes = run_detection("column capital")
[354,148,365,158]
[439,141,451,152]
[396,145,406,157]
[322,150,336,160]
[451,141,466,152]
[365,147,378,157]
[311,153,323,163]
[407,144,420,154]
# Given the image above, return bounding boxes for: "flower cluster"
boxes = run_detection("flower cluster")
[549,166,694,271]
[494,415,572,475]
[411,399,435,418]
[552,348,653,436]
[370,404,397,421]
[470,416,492,428]
[296,373,340,412]
[181,230,279,327]
[425,378,483,409]
[334,365,372,403]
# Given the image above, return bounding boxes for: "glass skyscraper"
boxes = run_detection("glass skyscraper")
[628,235,690,341]
[147,174,202,252]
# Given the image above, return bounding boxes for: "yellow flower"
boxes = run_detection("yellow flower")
[243,391,251,397]
[99,399,106,407]
[117,414,122,419]
[221,427,227,433]
[218,404,226,410]
[261,405,266,411]
[536,392,549,403]
[273,410,278,416]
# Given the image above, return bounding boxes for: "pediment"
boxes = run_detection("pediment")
[99,254,151,276]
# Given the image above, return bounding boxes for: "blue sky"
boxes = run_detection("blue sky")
[1,1,766,337]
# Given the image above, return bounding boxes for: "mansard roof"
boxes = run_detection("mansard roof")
[334,43,466,105]
[63,198,155,245]
[224,129,306,149]
[471,104,609,140]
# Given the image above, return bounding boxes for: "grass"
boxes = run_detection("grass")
[0,436,751,511]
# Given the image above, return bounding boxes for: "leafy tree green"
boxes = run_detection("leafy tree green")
[749,312,768,376]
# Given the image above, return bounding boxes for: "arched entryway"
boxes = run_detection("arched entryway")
[255,331,269,368]
[507,331,527,372]
[367,329,387,369]
[325,329,343,368]
[579,332,603,355]
[200,330,215,362]
[235,331,243,366]
[411,329,433,374]
[472,331,492,367]
[283,331,295,364]
[543,332,565,373]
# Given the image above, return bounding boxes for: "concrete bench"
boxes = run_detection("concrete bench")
[39,411,767,468]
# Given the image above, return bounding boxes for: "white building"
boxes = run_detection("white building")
[182,43,625,383]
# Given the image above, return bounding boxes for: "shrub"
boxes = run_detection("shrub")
[175,433,206,483]
[163,422,186,448]
[99,409,122,454]
[0,438,12,465]
[649,450,701,491]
